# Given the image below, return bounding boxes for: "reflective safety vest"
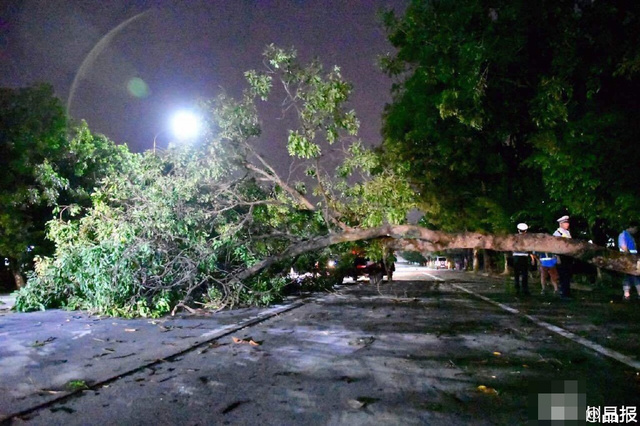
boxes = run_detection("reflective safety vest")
[553,228,572,238]
[618,230,638,254]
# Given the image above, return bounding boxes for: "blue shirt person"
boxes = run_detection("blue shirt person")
[618,224,640,301]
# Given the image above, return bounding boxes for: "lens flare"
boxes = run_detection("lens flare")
[127,77,149,98]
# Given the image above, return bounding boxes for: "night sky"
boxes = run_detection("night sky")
[0,0,408,156]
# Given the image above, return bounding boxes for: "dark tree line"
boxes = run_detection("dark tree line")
[381,0,640,241]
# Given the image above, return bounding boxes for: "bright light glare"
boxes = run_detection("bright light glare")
[171,111,200,140]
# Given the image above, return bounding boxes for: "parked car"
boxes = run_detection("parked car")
[350,257,384,284]
[436,256,448,269]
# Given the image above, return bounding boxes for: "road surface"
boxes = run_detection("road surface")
[1,265,639,425]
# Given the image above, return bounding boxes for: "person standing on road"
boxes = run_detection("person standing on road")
[553,216,572,299]
[513,223,535,296]
[383,250,396,282]
[618,223,640,301]
[536,251,559,296]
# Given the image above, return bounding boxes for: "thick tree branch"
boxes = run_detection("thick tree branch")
[243,161,315,211]
[235,225,640,282]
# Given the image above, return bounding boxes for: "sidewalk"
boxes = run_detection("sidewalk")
[0,293,16,312]
[0,297,305,422]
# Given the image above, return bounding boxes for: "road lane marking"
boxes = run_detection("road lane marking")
[451,283,640,370]
[422,273,444,282]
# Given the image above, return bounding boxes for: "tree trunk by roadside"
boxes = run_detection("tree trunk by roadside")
[483,250,492,274]
[10,263,25,289]
[472,248,479,272]
[502,253,511,275]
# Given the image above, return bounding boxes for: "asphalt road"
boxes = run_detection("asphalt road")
[2,265,639,425]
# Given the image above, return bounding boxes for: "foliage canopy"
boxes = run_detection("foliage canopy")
[0,84,127,287]
[381,0,640,239]
[15,46,415,316]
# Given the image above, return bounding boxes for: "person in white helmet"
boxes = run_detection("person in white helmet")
[553,215,572,299]
[513,223,535,295]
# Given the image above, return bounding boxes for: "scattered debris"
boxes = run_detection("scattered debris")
[32,337,56,347]
[477,385,498,395]
[50,406,75,414]
[111,353,135,360]
[347,399,365,409]
[124,328,137,332]
[221,400,250,414]
[347,396,379,409]
[39,390,62,395]
[66,380,88,391]
[348,336,375,346]
[231,336,261,346]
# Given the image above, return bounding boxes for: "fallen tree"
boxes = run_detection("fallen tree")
[14,46,638,317]
[238,225,640,283]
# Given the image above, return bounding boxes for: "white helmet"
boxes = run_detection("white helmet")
[517,223,529,231]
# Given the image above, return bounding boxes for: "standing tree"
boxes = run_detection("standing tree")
[380,0,640,240]
[1,84,67,288]
[0,84,127,288]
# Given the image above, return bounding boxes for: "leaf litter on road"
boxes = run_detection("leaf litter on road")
[231,336,261,346]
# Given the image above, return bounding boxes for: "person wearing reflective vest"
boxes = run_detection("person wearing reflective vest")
[513,223,534,295]
[618,224,640,301]
[553,215,572,299]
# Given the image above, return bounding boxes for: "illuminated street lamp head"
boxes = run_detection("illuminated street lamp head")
[171,111,200,140]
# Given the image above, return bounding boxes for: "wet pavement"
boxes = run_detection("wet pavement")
[1,265,639,425]
[0,298,304,422]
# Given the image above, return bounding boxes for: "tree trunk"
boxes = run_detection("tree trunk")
[502,252,511,275]
[472,248,479,272]
[233,224,640,285]
[10,262,25,289]
[483,250,492,273]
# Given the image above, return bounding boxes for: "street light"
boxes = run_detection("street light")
[152,130,165,154]
[153,110,201,153]
[171,111,200,140]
